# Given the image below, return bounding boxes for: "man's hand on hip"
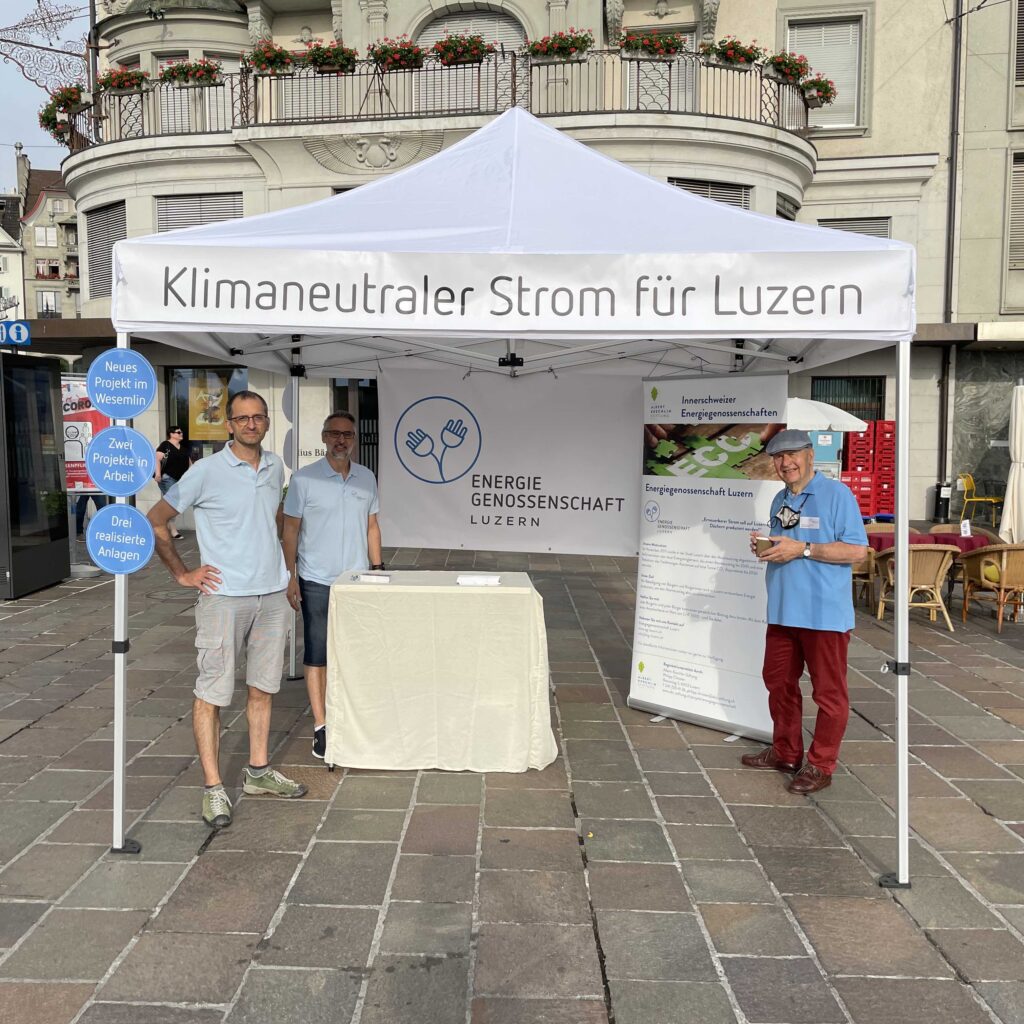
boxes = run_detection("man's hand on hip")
[759,537,806,563]
[177,565,223,594]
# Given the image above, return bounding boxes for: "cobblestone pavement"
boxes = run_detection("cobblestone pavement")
[0,540,1022,1024]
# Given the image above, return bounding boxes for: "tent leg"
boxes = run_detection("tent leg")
[880,336,911,889]
[111,331,140,856]
[287,350,303,682]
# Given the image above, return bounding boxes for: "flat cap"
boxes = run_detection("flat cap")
[765,429,813,456]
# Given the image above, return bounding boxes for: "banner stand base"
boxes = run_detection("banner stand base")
[878,872,911,890]
[626,697,772,745]
[110,838,142,855]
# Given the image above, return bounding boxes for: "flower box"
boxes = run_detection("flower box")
[805,93,824,108]
[531,54,587,65]
[621,52,677,63]
[709,58,752,72]
[368,36,424,72]
[303,40,359,74]
[174,76,223,88]
[313,64,355,75]
[431,32,495,66]
[526,28,594,63]
[108,86,148,96]
[254,69,295,78]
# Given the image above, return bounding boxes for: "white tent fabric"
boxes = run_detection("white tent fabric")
[784,398,867,432]
[111,107,914,379]
[1000,385,1024,543]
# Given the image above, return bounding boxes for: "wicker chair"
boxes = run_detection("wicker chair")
[960,543,1024,633]
[851,548,877,608]
[876,544,959,632]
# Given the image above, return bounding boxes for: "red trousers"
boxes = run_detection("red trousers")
[762,624,850,775]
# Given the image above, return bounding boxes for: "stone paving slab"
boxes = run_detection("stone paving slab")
[0,549,1023,1023]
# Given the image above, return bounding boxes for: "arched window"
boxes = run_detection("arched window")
[415,10,525,113]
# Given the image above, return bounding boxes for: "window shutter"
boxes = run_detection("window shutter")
[155,193,243,232]
[157,53,192,133]
[1010,154,1024,270]
[787,19,861,128]
[86,201,126,299]
[817,217,891,238]
[1017,3,1024,83]
[416,12,525,50]
[668,177,751,209]
[776,193,800,220]
[203,54,241,130]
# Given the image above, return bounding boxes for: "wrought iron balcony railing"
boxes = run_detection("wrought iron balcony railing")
[65,51,809,153]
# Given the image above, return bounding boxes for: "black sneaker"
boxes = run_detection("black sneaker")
[312,726,326,760]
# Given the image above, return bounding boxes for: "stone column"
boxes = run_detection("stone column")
[331,0,345,41]
[360,0,388,40]
[548,0,569,34]
[245,1,273,43]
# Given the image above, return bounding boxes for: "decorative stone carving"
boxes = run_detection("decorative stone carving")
[359,0,387,38]
[246,1,272,44]
[304,131,444,174]
[700,0,721,46]
[604,0,624,44]
[99,0,132,14]
[331,0,344,41]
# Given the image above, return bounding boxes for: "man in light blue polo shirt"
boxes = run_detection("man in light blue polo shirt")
[282,410,382,760]
[149,389,307,829]
[745,429,868,795]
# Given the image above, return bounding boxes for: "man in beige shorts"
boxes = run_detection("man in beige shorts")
[148,389,307,828]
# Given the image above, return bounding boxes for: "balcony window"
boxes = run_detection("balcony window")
[1017,1,1024,84]
[51,199,66,214]
[156,193,243,232]
[787,17,863,129]
[36,290,60,318]
[35,259,60,279]
[34,225,58,247]
[157,53,192,133]
[1009,153,1024,271]
[86,200,126,299]
[668,177,751,209]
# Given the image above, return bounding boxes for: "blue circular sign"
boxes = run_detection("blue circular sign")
[87,348,157,419]
[86,427,156,497]
[393,396,482,484]
[86,504,154,575]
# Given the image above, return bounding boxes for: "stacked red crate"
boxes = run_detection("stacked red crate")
[873,420,896,514]
[840,471,876,516]
[843,423,875,474]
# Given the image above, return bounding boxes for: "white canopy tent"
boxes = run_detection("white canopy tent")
[109,108,917,886]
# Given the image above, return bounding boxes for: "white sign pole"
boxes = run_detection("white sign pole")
[111,331,139,854]
[286,343,303,680]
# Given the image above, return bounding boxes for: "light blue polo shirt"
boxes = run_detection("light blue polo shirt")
[283,458,379,587]
[164,443,288,597]
[764,471,867,633]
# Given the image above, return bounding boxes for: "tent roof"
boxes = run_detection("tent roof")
[113,108,915,378]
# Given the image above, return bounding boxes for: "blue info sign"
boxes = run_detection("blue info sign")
[86,504,154,575]
[87,349,157,419]
[86,427,156,497]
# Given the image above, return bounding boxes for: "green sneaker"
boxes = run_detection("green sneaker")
[202,786,232,828]
[242,767,308,799]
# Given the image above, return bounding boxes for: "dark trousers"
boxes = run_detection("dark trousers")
[75,494,109,536]
[762,624,850,774]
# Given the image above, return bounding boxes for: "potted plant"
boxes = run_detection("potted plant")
[763,50,809,83]
[619,31,686,61]
[159,58,224,88]
[430,32,496,66]
[699,36,764,70]
[96,66,150,94]
[367,36,425,71]
[38,83,86,141]
[302,38,359,74]
[243,40,296,76]
[526,27,594,64]
[802,74,837,108]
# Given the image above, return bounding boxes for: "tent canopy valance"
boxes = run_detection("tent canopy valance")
[111,108,914,380]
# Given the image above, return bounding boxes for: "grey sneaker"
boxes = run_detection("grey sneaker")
[202,786,232,828]
[242,767,308,799]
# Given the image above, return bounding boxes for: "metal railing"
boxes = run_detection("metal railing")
[66,51,808,152]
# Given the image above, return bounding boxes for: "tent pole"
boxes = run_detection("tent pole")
[287,345,303,681]
[880,336,912,889]
[110,331,139,854]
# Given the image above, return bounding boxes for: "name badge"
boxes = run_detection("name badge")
[801,516,820,530]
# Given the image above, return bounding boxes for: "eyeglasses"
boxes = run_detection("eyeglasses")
[229,414,269,426]
[171,430,183,435]
[324,430,356,440]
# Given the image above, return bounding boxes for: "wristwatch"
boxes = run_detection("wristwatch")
[370,563,386,571]
[802,542,812,559]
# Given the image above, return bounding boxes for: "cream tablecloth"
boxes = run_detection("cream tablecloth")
[323,571,557,772]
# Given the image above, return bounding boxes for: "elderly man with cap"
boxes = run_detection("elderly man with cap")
[746,428,868,794]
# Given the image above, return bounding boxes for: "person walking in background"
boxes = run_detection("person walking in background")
[282,411,383,760]
[74,493,109,540]
[155,426,191,540]
[147,391,307,828]
[746,429,868,795]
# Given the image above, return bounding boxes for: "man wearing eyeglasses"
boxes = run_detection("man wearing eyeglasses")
[148,390,307,829]
[282,411,382,761]
[745,429,868,795]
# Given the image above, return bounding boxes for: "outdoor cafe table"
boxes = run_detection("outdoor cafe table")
[323,570,558,772]
[865,533,990,554]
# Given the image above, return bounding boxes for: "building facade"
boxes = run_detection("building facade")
[0,190,25,322]
[53,0,1024,519]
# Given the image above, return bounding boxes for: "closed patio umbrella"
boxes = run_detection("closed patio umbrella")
[999,384,1024,542]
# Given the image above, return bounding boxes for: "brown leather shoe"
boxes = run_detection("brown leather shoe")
[788,764,832,794]
[740,746,801,774]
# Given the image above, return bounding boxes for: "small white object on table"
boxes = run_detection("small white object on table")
[324,570,557,772]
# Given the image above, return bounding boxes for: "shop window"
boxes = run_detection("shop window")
[166,366,249,460]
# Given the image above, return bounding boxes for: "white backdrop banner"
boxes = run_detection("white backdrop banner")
[628,375,790,741]
[378,370,640,555]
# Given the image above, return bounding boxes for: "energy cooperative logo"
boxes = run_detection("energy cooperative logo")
[394,396,482,484]
[643,500,660,523]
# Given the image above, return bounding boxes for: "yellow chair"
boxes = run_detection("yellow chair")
[876,545,958,632]
[959,473,1002,526]
[960,543,1024,633]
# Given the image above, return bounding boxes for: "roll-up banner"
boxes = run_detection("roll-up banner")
[628,375,789,740]
[378,369,640,556]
